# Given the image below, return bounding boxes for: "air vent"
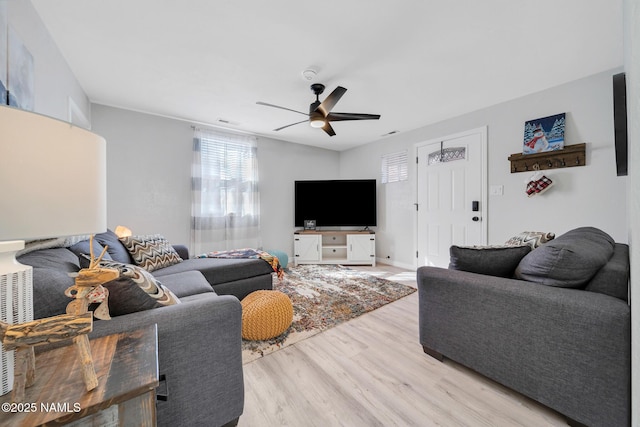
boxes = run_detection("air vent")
[382,130,400,137]
[216,118,240,126]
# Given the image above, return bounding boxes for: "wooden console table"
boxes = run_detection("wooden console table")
[0,325,159,426]
[294,230,376,266]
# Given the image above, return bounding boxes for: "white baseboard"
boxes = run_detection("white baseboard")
[375,258,416,271]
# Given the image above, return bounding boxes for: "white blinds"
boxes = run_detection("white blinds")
[381,150,408,183]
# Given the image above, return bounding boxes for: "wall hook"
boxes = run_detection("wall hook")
[508,143,585,173]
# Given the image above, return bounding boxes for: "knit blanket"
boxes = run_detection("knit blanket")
[196,248,284,279]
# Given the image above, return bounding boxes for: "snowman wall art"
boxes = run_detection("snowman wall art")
[523,113,566,154]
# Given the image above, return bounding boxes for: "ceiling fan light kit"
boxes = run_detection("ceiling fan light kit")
[309,114,325,128]
[257,83,380,137]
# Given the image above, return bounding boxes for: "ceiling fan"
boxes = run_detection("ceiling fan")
[257,84,381,137]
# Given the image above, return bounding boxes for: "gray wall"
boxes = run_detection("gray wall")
[91,104,340,256]
[341,69,628,269]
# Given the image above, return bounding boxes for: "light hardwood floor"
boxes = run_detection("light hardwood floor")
[239,264,569,427]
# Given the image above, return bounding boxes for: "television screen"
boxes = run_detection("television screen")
[295,179,377,228]
[613,72,628,176]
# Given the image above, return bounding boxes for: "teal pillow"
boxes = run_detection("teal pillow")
[266,249,288,268]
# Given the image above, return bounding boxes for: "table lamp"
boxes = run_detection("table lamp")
[0,105,107,396]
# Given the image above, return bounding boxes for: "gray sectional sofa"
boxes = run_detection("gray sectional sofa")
[418,227,630,427]
[17,230,274,427]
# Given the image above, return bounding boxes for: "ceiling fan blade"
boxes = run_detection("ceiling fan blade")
[257,101,309,117]
[316,86,347,116]
[322,122,336,137]
[274,119,308,132]
[326,112,381,122]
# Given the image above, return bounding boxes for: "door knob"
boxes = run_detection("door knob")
[472,216,480,222]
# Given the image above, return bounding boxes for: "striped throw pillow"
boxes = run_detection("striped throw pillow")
[504,231,555,249]
[119,234,183,272]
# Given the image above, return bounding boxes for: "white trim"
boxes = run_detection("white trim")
[375,257,416,271]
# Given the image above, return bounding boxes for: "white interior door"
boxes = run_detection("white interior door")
[416,127,487,267]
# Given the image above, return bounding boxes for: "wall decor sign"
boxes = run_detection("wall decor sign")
[523,113,566,154]
[7,26,34,110]
[0,2,7,105]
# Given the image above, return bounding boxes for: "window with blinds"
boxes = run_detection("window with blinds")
[381,150,408,183]
[196,134,259,218]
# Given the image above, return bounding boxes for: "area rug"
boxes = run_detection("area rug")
[242,264,416,363]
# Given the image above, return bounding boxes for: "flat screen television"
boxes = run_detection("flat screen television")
[295,179,377,228]
[613,72,628,176]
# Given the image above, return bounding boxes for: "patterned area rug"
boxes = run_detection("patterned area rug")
[242,264,416,363]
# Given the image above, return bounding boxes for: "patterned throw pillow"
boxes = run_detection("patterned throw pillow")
[504,231,555,249]
[119,234,183,272]
[79,255,180,316]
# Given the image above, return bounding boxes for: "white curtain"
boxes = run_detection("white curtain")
[191,128,261,255]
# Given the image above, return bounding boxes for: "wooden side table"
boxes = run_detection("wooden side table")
[0,324,159,426]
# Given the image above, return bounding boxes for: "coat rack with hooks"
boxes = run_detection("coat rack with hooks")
[508,143,586,173]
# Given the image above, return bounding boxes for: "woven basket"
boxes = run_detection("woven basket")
[241,290,293,341]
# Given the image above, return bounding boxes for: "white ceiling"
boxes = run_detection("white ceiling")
[31,0,623,151]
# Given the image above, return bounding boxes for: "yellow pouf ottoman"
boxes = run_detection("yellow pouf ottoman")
[241,290,293,340]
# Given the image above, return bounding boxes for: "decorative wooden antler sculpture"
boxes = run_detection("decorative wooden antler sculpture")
[63,236,119,393]
[65,239,116,320]
[0,313,93,403]
[0,236,119,403]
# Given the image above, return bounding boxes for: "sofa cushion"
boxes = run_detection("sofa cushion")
[68,238,113,261]
[17,247,81,319]
[504,231,555,249]
[157,271,215,298]
[515,227,615,288]
[449,245,531,278]
[584,243,629,301]
[94,229,134,264]
[119,234,182,272]
[79,255,180,313]
[153,257,273,285]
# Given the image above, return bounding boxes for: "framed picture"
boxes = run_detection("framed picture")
[304,219,316,230]
[523,113,566,154]
[0,3,7,105]
[8,26,34,111]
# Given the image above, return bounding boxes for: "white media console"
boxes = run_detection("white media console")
[293,230,376,266]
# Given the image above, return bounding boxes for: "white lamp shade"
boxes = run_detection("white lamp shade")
[0,106,107,240]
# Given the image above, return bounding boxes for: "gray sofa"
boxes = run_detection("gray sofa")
[17,230,274,427]
[418,227,630,427]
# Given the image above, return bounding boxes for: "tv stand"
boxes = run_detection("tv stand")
[293,230,375,266]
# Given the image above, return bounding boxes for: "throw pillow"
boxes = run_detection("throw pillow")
[449,245,532,278]
[79,255,180,317]
[68,238,113,261]
[515,227,615,288]
[119,234,182,272]
[94,229,135,264]
[504,231,555,249]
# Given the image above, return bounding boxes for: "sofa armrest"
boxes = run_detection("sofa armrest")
[90,293,243,427]
[417,266,630,427]
[172,244,190,260]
